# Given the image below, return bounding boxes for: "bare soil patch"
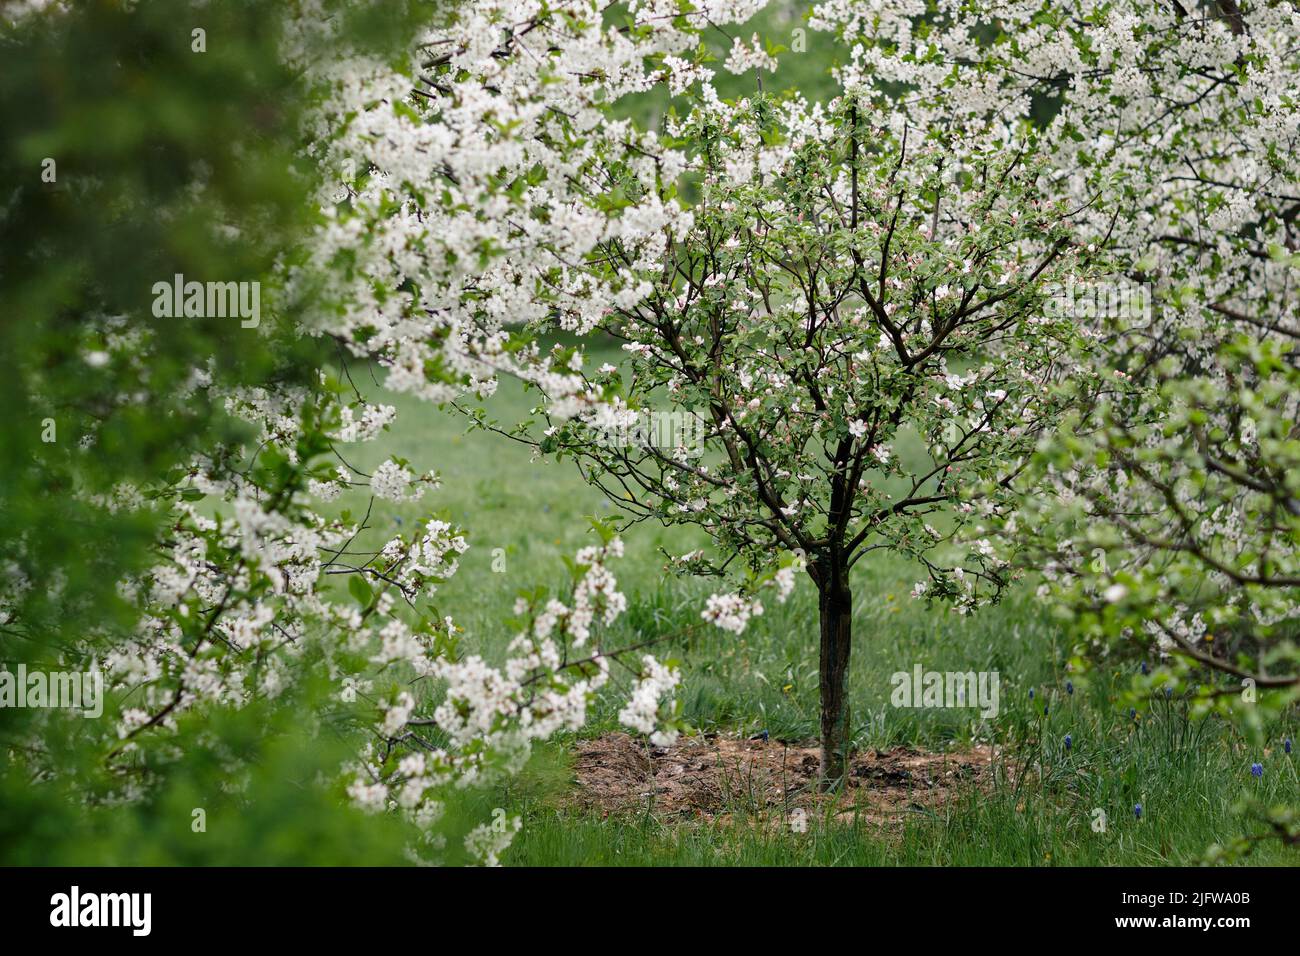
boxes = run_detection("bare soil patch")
[568,732,996,828]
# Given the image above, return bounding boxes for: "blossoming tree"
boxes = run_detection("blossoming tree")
[521,89,1098,780]
[301,0,1105,783]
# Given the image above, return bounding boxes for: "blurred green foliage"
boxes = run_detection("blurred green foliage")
[1,0,310,649]
[0,0,440,865]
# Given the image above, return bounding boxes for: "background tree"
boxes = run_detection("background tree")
[814,0,1298,843]
[808,3,1300,676]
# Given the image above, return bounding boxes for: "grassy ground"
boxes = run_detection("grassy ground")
[330,337,1297,866]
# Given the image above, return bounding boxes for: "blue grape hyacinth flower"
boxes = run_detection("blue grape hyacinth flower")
[1251,763,1263,778]
[1134,804,1142,819]
[1064,734,1072,751]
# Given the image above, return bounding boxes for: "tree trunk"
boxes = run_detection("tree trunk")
[816,566,853,789]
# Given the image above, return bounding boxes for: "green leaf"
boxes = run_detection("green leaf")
[348,575,374,608]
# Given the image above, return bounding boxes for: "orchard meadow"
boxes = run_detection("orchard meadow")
[0,0,1295,876]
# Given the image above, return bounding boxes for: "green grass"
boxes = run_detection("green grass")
[327,337,1299,866]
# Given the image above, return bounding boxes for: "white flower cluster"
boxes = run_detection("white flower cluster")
[288,0,753,423]
[370,458,425,502]
[702,592,765,634]
[618,655,682,747]
[724,34,778,75]
[348,536,682,858]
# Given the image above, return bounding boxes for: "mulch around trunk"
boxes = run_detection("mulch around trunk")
[566,732,997,829]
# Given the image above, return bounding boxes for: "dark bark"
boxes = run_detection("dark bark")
[815,557,853,788]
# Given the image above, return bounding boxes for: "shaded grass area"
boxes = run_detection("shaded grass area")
[507,769,1297,866]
